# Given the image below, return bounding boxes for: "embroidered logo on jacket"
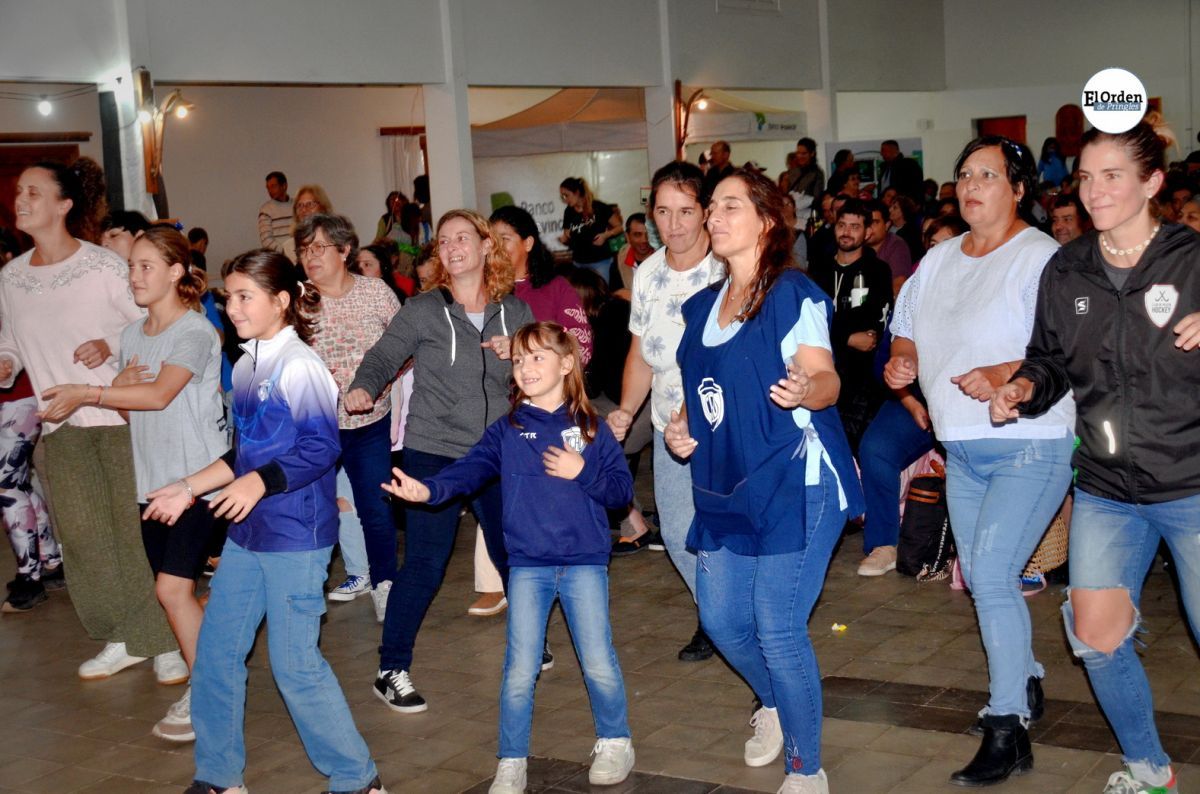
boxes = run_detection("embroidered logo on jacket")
[698,377,725,431]
[1075,297,1089,315]
[1144,284,1178,328]
[257,379,274,402]
[560,426,585,453]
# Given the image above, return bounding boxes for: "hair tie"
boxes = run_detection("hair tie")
[298,281,307,297]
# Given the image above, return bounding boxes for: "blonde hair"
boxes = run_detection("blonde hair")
[423,209,515,303]
[508,322,599,443]
[293,184,333,222]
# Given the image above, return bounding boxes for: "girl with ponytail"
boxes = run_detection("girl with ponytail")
[144,247,387,794]
[559,176,623,283]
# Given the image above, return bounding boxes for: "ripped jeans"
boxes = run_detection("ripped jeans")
[943,436,1073,717]
[1062,488,1200,771]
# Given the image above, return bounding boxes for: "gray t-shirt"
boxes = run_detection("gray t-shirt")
[120,310,229,501]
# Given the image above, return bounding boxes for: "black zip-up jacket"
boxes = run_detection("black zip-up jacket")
[1015,224,1200,503]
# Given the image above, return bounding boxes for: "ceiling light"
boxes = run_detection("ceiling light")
[36,99,52,116]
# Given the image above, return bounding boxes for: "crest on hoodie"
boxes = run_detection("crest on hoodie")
[560,426,585,453]
[698,377,724,431]
[1144,284,1178,329]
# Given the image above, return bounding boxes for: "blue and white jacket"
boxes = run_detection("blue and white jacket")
[421,402,633,567]
[224,326,341,552]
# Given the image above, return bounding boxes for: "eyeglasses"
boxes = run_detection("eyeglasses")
[296,200,321,211]
[298,241,338,259]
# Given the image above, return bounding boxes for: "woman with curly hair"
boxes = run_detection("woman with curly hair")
[347,209,534,713]
[667,168,863,794]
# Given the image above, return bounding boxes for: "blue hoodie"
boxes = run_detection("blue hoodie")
[421,402,633,567]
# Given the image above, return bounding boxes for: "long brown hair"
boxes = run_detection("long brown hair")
[31,157,107,244]
[423,209,515,303]
[719,168,794,322]
[508,322,599,444]
[222,249,321,343]
[135,226,206,311]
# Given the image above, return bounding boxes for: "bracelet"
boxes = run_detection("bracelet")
[180,478,195,507]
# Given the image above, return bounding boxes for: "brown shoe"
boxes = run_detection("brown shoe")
[467,591,507,616]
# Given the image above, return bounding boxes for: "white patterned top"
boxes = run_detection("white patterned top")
[628,247,723,431]
[0,241,144,432]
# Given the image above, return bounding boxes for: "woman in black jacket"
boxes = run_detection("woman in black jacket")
[993,121,1200,794]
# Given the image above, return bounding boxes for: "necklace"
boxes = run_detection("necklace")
[1100,224,1160,257]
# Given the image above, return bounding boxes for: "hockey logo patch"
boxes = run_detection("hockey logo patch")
[1144,284,1178,328]
[560,426,585,454]
[698,377,725,431]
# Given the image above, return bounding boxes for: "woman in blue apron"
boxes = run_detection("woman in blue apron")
[667,168,863,794]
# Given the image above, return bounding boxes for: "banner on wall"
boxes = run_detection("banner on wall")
[687,112,806,143]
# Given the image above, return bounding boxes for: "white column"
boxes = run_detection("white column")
[806,0,838,167]
[423,0,475,217]
[643,0,677,172]
[104,0,156,216]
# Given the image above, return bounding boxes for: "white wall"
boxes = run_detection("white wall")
[158,84,424,270]
[142,0,446,84]
[829,0,944,91]
[0,0,127,82]
[668,0,823,89]
[462,0,661,87]
[0,83,104,162]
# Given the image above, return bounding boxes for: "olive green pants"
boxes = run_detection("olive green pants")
[41,424,176,658]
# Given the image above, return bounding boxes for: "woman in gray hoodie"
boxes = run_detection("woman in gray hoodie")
[347,209,533,716]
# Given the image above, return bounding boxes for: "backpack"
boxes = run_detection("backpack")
[897,471,955,581]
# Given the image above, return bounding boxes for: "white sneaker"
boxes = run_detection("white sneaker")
[588,737,634,785]
[154,650,190,685]
[78,642,148,680]
[153,687,195,742]
[777,769,829,794]
[371,580,392,624]
[328,573,370,602]
[745,706,783,767]
[488,757,527,794]
[857,545,898,577]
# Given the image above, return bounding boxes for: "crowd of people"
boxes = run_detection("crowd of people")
[0,116,1198,794]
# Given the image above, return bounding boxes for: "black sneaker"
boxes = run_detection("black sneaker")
[40,564,66,590]
[183,781,235,793]
[373,668,427,713]
[541,647,554,672]
[2,575,47,613]
[678,625,715,662]
[611,534,651,556]
[644,530,665,551]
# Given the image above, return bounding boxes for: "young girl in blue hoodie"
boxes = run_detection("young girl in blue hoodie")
[386,321,634,794]
[144,250,386,794]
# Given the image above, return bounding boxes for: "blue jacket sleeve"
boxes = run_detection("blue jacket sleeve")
[261,357,341,495]
[573,422,634,509]
[423,418,505,504]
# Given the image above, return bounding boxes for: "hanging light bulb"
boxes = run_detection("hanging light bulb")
[696,98,709,110]
[174,104,189,119]
[37,98,52,116]
[138,108,153,124]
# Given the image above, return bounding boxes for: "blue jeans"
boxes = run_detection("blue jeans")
[192,539,377,791]
[380,447,505,671]
[653,430,697,599]
[1063,489,1200,770]
[340,415,396,586]
[336,468,368,578]
[696,466,845,774]
[859,399,935,554]
[499,565,630,758]
[943,436,1073,717]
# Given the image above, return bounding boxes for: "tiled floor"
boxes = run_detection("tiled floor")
[2,490,1199,792]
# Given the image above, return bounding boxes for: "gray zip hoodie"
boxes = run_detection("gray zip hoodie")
[349,287,534,459]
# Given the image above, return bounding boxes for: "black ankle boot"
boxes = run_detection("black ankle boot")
[950,714,1032,787]
[968,676,1043,736]
[678,624,715,661]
